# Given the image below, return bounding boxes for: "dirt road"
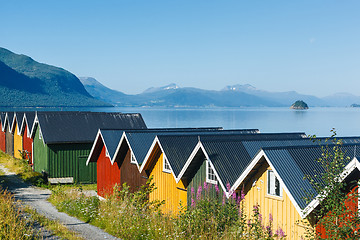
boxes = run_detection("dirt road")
[0,164,119,240]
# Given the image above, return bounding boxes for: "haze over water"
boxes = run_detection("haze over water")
[2,107,358,137]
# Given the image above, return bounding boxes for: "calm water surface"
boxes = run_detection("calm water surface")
[2,107,360,137]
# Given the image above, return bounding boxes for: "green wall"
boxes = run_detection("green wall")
[48,143,97,183]
[32,125,97,183]
[186,159,224,207]
[33,126,48,173]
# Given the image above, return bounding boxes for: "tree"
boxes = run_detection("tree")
[304,130,360,239]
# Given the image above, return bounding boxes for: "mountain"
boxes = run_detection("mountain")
[83,79,360,108]
[81,78,281,107]
[0,47,110,107]
[223,84,326,107]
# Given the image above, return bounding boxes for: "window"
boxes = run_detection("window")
[206,160,217,184]
[39,130,43,140]
[267,170,282,197]
[163,156,171,173]
[130,153,136,164]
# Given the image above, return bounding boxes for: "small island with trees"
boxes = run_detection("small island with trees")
[290,100,309,110]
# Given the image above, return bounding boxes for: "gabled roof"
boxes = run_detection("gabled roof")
[31,111,147,144]
[20,112,36,136]
[5,112,14,132]
[0,112,6,131]
[86,128,228,167]
[86,129,124,165]
[123,128,256,166]
[234,143,360,219]
[176,133,308,189]
[11,112,26,134]
[139,130,265,176]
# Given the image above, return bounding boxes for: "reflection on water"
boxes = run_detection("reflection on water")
[1,107,359,137]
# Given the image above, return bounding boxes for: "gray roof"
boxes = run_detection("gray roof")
[12,112,26,133]
[5,112,14,131]
[155,132,298,177]
[129,128,258,165]
[22,112,36,134]
[35,111,147,144]
[0,112,6,130]
[200,136,360,192]
[100,130,124,159]
[262,144,360,210]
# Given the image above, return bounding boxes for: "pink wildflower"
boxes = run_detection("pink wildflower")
[191,198,195,207]
[215,184,219,194]
[226,182,231,191]
[203,181,208,191]
[191,187,195,196]
[275,227,285,238]
[266,225,273,237]
[196,185,202,200]
[269,213,273,222]
[240,186,245,201]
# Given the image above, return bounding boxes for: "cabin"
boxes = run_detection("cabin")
[20,112,36,163]
[176,133,309,208]
[31,111,147,184]
[139,129,261,214]
[229,144,360,239]
[0,112,6,152]
[5,112,14,156]
[86,128,230,198]
[11,112,25,159]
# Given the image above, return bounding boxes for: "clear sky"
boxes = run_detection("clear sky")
[1,1,360,96]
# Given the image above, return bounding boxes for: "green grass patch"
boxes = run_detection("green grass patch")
[0,151,44,186]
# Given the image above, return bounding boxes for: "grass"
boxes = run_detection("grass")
[0,189,35,239]
[0,151,84,239]
[0,151,44,185]
[49,181,287,240]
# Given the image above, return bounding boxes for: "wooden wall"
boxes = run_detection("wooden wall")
[119,149,147,193]
[22,126,33,164]
[97,145,121,197]
[0,122,5,152]
[5,124,13,156]
[147,146,187,214]
[241,159,308,239]
[13,122,23,159]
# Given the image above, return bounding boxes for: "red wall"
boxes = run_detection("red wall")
[0,123,5,152]
[97,145,121,198]
[22,126,33,164]
[316,185,359,238]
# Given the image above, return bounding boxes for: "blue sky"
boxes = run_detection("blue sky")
[1,1,360,96]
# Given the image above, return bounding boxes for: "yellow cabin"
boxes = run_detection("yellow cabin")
[12,113,25,159]
[140,136,189,214]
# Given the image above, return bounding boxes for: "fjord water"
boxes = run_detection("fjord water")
[85,107,360,137]
[2,107,360,137]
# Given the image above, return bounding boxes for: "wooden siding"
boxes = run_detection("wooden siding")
[47,143,96,183]
[186,159,223,207]
[13,122,23,159]
[119,149,147,192]
[5,125,14,156]
[240,160,308,239]
[22,126,33,163]
[33,126,48,173]
[0,122,5,152]
[97,145,121,197]
[147,145,187,214]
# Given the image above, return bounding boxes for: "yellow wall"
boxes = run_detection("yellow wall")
[148,152,187,214]
[13,122,23,159]
[240,160,310,239]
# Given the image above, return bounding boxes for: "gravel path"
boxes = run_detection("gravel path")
[0,164,119,240]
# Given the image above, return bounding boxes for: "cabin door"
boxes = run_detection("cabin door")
[77,155,93,183]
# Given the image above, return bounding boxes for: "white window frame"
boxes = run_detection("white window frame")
[163,156,171,173]
[39,129,43,140]
[267,170,282,197]
[206,160,217,184]
[130,152,137,164]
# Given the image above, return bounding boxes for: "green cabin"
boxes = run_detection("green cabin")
[31,111,147,183]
